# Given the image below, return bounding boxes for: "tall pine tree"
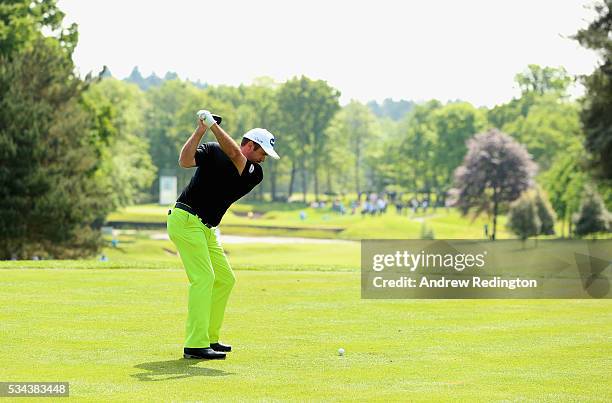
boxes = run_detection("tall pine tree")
[0,1,114,259]
[574,1,612,181]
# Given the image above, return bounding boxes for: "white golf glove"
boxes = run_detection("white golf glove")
[196,109,217,127]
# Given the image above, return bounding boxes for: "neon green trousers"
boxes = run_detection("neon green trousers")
[167,205,236,348]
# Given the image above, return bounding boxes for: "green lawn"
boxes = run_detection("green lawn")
[1,266,610,401]
[1,232,611,400]
[2,226,610,400]
[107,203,522,240]
[0,231,360,272]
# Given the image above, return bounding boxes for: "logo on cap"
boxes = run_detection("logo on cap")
[270,138,275,146]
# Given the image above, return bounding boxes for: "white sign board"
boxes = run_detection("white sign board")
[159,176,177,205]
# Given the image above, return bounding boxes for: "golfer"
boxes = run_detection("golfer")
[167,109,279,360]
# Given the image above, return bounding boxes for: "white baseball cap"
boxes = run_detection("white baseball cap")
[242,128,280,160]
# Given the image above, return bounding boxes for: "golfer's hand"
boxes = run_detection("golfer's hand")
[197,109,217,128]
[196,116,207,133]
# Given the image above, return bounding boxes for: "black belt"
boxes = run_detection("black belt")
[171,202,214,228]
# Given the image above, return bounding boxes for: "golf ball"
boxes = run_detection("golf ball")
[338,348,345,356]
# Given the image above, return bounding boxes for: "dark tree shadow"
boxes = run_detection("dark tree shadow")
[131,359,234,381]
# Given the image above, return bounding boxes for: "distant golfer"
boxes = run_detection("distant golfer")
[167,110,279,360]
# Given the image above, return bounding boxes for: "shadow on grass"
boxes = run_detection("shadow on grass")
[131,359,233,381]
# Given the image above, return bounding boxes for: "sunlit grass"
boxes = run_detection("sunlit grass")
[1,268,609,400]
[106,203,525,240]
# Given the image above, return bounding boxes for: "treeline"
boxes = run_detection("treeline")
[103,64,610,226]
[79,63,611,240]
[93,67,597,195]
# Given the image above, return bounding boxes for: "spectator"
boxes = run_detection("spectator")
[361,201,371,215]
[332,199,346,215]
[395,202,404,215]
[411,198,419,213]
[376,198,387,215]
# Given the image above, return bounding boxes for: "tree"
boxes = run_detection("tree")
[0,0,119,259]
[368,117,402,194]
[507,193,541,242]
[277,77,340,201]
[0,0,77,59]
[573,186,611,237]
[452,129,537,240]
[540,145,589,237]
[125,66,164,90]
[367,98,415,120]
[488,65,572,131]
[126,66,146,89]
[488,65,577,172]
[573,0,612,180]
[395,101,442,200]
[242,81,283,200]
[325,102,379,195]
[0,39,114,259]
[144,80,192,194]
[82,78,156,206]
[430,102,488,203]
[506,188,556,241]
[514,64,572,97]
[533,188,556,235]
[501,95,582,171]
[488,97,526,132]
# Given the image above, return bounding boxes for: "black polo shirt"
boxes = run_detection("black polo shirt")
[176,142,263,226]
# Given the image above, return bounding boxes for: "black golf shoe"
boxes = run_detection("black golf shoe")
[210,342,232,352]
[183,347,226,360]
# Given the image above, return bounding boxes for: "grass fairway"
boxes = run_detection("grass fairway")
[107,203,518,240]
[1,265,611,401]
[0,231,360,272]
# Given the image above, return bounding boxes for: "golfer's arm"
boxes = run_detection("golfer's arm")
[178,127,205,168]
[209,124,247,173]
